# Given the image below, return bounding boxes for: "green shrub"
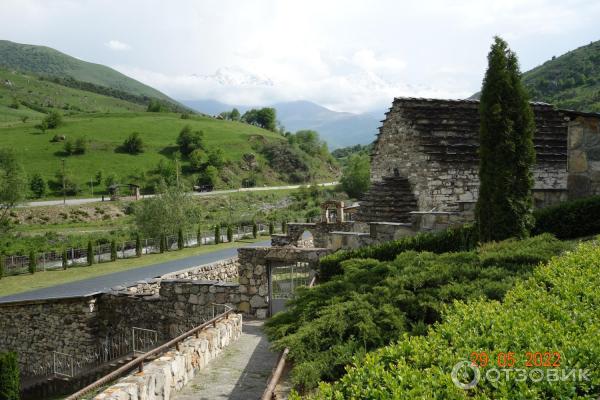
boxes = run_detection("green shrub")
[214,225,221,244]
[269,222,275,235]
[159,233,166,253]
[87,241,94,265]
[0,256,4,279]
[266,234,569,390]
[533,195,600,239]
[319,224,478,281]
[310,240,600,399]
[135,234,142,257]
[282,220,287,234]
[110,239,117,262]
[253,222,258,239]
[0,351,20,400]
[28,250,36,274]
[227,226,234,242]
[178,228,184,250]
[62,248,68,270]
[197,225,202,246]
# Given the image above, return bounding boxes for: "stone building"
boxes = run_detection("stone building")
[358,97,600,224]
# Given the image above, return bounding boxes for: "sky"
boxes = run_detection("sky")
[1,0,599,113]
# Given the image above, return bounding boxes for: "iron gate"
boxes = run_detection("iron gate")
[269,261,313,316]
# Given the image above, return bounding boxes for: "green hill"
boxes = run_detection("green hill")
[471,39,600,112]
[523,40,600,111]
[0,40,175,104]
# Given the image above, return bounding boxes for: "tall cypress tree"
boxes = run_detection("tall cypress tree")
[476,36,535,242]
[0,351,20,400]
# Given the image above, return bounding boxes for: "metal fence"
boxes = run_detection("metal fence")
[3,223,278,276]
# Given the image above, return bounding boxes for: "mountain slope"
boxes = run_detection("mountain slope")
[183,99,383,148]
[0,40,174,103]
[522,40,600,112]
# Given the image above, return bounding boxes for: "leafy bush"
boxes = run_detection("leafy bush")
[29,173,46,198]
[265,234,570,390]
[28,250,36,274]
[87,240,94,265]
[227,226,234,242]
[43,111,62,129]
[309,240,600,399]
[0,351,19,400]
[533,195,600,239]
[176,125,204,156]
[121,132,144,154]
[214,225,221,244]
[319,224,478,281]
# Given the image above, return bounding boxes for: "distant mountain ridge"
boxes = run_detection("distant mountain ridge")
[182,99,383,148]
[0,40,176,104]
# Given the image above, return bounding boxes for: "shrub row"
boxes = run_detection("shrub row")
[265,234,570,390]
[0,352,19,400]
[308,240,600,399]
[532,195,600,239]
[318,224,478,281]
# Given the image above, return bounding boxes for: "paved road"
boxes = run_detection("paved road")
[0,240,271,304]
[173,320,278,400]
[21,182,338,208]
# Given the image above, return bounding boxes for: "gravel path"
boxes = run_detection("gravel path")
[173,319,279,400]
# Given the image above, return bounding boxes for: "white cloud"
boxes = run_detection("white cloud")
[105,40,131,51]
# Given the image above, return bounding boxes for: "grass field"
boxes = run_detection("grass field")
[0,236,267,298]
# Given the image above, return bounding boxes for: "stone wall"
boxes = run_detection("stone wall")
[369,98,571,219]
[237,246,332,318]
[274,222,355,248]
[93,314,242,400]
[567,113,600,198]
[0,296,99,373]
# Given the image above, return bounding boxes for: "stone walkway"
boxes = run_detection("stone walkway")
[173,319,279,400]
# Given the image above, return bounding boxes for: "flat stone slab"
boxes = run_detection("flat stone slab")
[172,319,278,400]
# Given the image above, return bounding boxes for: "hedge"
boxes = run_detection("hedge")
[0,352,19,400]
[308,240,600,399]
[532,195,600,239]
[319,224,478,281]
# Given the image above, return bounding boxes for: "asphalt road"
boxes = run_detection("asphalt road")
[21,182,338,208]
[0,240,271,304]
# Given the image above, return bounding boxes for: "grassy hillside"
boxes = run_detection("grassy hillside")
[523,40,600,111]
[0,40,174,103]
[0,68,146,125]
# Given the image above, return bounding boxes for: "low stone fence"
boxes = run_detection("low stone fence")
[92,313,243,400]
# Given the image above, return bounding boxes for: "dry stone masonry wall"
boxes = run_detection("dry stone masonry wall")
[93,314,242,400]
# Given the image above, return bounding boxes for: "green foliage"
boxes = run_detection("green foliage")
[476,36,535,242]
[64,137,87,155]
[269,222,274,235]
[28,250,36,274]
[340,153,370,199]
[29,172,46,198]
[146,99,164,112]
[242,107,277,131]
[319,224,478,281]
[159,233,166,253]
[189,149,207,171]
[227,225,234,243]
[43,111,63,129]
[532,195,600,239]
[121,132,144,154]
[214,225,221,244]
[87,240,94,265]
[62,248,68,270]
[0,256,4,279]
[197,225,202,246]
[176,125,205,157]
[252,222,258,239]
[0,149,27,233]
[266,234,570,390]
[287,130,329,158]
[110,239,117,261]
[0,351,20,400]
[207,148,225,169]
[198,165,218,187]
[311,240,600,399]
[133,185,198,238]
[177,228,184,250]
[135,234,142,257]
[282,220,287,234]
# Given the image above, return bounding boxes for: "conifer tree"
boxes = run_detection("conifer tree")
[0,351,20,400]
[269,222,274,236]
[252,222,258,239]
[110,239,117,262]
[135,234,142,257]
[227,225,234,242]
[476,36,535,242]
[62,248,68,270]
[214,225,221,244]
[28,250,36,274]
[87,241,94,265]
[177,228,184,250]
[197,224,202,246]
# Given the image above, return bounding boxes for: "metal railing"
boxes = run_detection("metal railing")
[261,275,317,400]
[3,223,277,276]
[65,305,235,400]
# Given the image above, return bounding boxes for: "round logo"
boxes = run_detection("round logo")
[451,361,480,390]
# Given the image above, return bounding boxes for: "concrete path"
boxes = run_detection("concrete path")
[173,319,278,400]
[0,240,270,304]
[21,182,338,208]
